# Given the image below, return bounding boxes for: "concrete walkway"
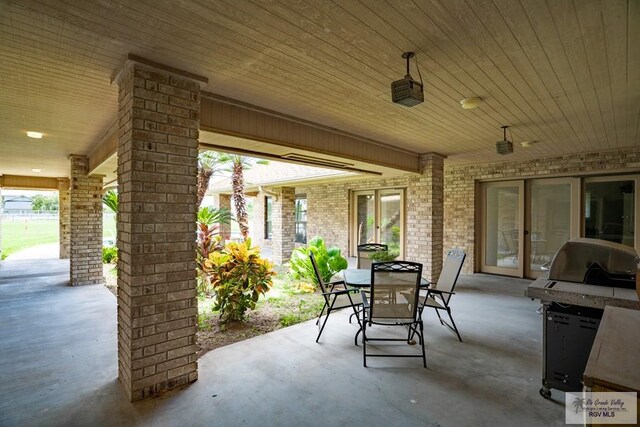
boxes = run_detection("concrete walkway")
[4,243,60,260]
[0,259,565,426]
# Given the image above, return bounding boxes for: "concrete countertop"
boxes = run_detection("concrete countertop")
[526,275,640,310]
[583,306,640,391]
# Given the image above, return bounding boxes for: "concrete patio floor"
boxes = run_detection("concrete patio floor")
[0,258,565,427]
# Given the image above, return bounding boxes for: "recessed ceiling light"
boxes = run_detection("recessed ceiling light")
[31,168,42,172]
[520,140,538,148]
[27,131,44,139]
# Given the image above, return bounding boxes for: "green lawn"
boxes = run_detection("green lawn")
[1,219,59,259]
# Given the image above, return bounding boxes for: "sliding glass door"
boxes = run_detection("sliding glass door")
[481,178,579,278]
[352,189,404,257]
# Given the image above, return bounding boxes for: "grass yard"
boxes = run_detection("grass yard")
[1,219,58,259]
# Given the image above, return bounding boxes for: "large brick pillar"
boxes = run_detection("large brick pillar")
[406,153,445,282]
[58,178,71,259]
[69,155,104,285]
[116,63,200,401]
[271,187,295,264]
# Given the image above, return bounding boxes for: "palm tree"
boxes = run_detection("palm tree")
[227,155,268,240]
[197,151,230,208]
[230,155,251,240]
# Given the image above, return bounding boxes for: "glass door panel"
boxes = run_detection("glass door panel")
[584,179,635,247]
[355,192,375,245]
[379,190,403,255]
[527,179,578,277]
[481,181,524,276]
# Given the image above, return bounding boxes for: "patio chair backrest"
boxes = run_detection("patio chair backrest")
[370,261,422,321]
[309,252,330,301]
[435,249,466,304]
[357,243,388,269]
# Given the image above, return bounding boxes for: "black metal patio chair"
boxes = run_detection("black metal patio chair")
[311,252,361,343]
[416,248,466,342]
[357,243,388,269]
[361,261,426,367]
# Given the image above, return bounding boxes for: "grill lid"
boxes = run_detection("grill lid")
[549,238,638,285]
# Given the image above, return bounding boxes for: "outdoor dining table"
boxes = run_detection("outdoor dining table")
[341,268,431,289]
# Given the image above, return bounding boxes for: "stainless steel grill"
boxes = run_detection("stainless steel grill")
[548,238,637,288]
[527,238,639,400]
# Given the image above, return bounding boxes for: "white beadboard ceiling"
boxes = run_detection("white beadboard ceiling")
[0,0,638,179]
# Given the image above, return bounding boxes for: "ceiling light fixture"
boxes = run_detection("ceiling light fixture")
[520,140,538,148]
[496,125,514,155]
[31,168,41,172]
[459,97,481,110]
[26,131,44,139]
[391,52,424,107]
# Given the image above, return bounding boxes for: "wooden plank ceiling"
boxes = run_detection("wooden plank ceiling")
[0,0,637,179]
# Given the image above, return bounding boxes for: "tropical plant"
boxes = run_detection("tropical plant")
[102,190,118,214]
[289,236,348,286]
[197,151,231,208]
[203,239,275,322]
[102,246,118,264]
[196,207,232,295]
[197,206,232,227]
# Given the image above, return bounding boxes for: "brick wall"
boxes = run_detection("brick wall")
[444,148,640,274]
[117,63,199,401]
[270,187,296,264]
[58,178,70,259]
[69,155,103,285]
[212,194,231,240]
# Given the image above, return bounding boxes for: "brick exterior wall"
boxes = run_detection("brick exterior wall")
[444,148,640,274]
[270,187,296,264]
[252,194,268,248]
[116,63,199,401]
[69,155,104,285]
[299,170,445,280]
[58,178,70,259]
[212,194,231,240]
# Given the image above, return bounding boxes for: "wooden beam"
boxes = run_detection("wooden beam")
[88,122,118,175]
[199,93,421,173]
[0,174,61,190]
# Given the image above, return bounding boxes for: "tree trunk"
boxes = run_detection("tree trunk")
[231,160,249,239]
[197,168,213,208]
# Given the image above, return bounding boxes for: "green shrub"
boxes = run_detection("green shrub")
[368,250,400,262]
[289,236,348,286]
[102,246,118,264]
[203,239,275,322]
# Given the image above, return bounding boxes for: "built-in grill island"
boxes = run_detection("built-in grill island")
[526,238,640,399]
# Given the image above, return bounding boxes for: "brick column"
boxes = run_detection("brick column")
[213,194,231,240]
[271,187,295,264]
[58,178,71,259]
[406,153,445,282]
[69,155,104,285]
[116,63,200,401]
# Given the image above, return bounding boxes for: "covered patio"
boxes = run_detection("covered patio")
[0,258,563,426]
[0,0,638,424]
